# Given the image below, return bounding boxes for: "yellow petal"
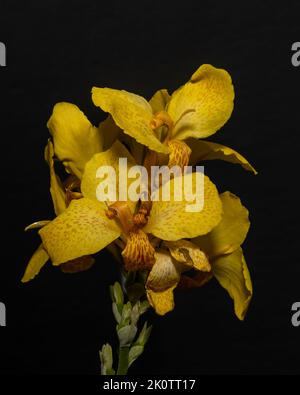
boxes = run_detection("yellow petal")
[81,140,138,212]
[39,198,121,265]
[212,248,252,320]
[144,172,222,240]
[167,64,234,140]
[92,87,169,154]
[164,240,211,272]
[188,139,257,174]
[149,89,171,113]
[146,250,181,315]
[21,244,49,283]
[98,115,121,150]
[147,287,176,316]
[194,192,250,258]
[44,140,66,215]
[47,102,103,179]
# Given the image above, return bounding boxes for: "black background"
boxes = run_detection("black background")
[0,0,299,375]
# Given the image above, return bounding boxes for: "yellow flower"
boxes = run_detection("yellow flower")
[36,140,222,275]
[22,102,107,282]
[47,102,104,179]
[146,192,252,320]
[92,64,256,174]
[92,64,234,167]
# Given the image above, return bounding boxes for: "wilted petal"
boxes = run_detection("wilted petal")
[164,239,211,272]
[146,250,181,315]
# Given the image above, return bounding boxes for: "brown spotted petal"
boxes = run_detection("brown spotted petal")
[146,250,181,315]
[164,239,211,272]
[122,229,155,271]
[167,139,191,168]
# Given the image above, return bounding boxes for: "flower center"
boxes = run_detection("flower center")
[150,111,173,132]
[105,201,155,271]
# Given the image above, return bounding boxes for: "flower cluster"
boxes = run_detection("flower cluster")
[23,64,256,320]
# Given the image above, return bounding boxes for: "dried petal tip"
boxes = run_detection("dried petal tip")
[122,230,155,271]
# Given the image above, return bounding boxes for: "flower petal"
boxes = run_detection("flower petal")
[147,287,176,316]
[47,102,103,178]
[146,250,181,315]
[81,140,139,212]
[188,139,257,174]
[98,115,121,150]
[92,87,169,154]
[44,140,66,215]
[212,248,252,320]
[167,64,234,140]
[21,244,49,283]
[144,172,222,240]
[60,255,95,273]
[164,240,211,272]
[194,192,250,258]
[149,89,171,113]
[39,198,121,265]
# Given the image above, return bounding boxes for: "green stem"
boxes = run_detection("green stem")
[117,346,130,375]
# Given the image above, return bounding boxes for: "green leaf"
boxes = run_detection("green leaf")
[128,345,144,367]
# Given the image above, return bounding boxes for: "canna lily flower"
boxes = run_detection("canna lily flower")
[148,87,257,174]
[145,191,252,320]
[22,102,107,281]
[37,140,223,275]
[91,64,235,168]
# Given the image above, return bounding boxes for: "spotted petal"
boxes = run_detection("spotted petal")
[167,64,234,140]
[39,198,121,265]
[92,87,169,154]
[194,192,250,258]
[144,172,222,240]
